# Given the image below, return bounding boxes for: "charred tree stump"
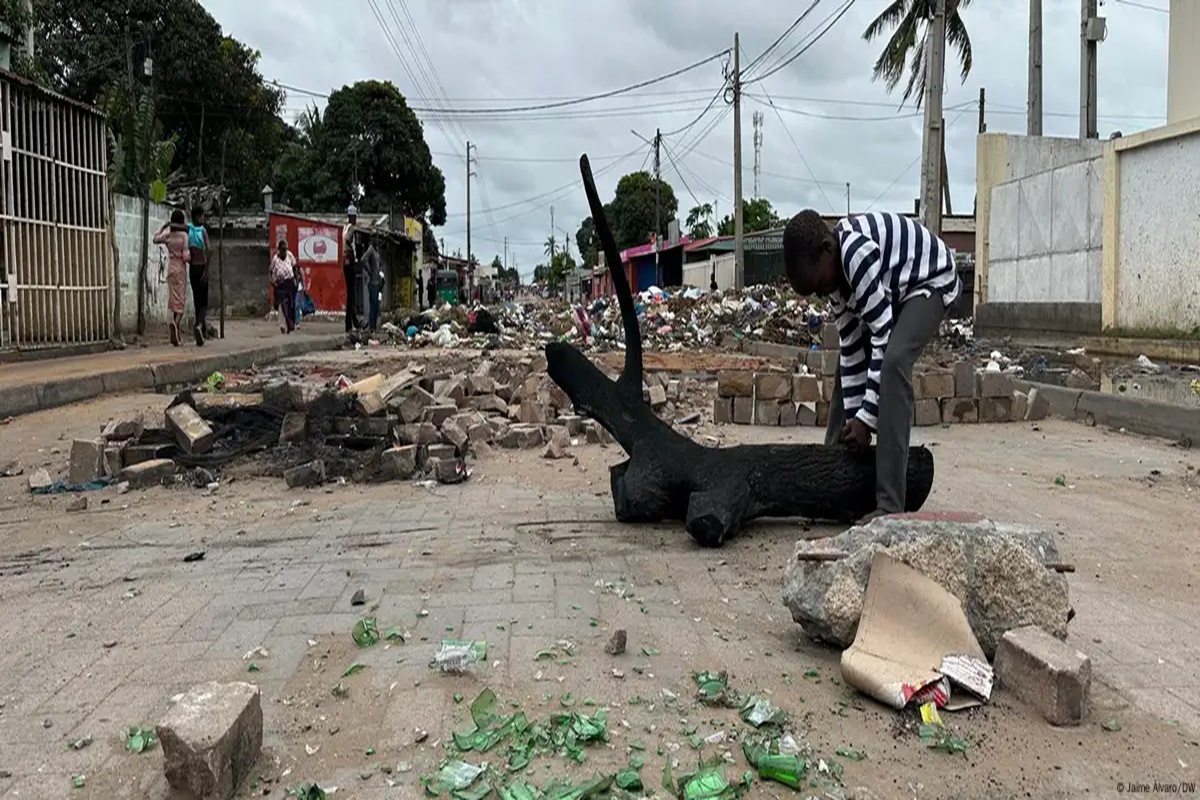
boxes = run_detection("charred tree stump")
[544,155,935,547]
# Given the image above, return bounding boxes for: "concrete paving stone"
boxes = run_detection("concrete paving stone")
[205,619,280,660]
[1124,687,1200,734]
[38,375,106,411]
[554,590,600,619]
[126,657,247,690]
[465,601,555,625]
[169,605,238,643]
[35,657,137,716]
[513,582,555,603]
[260,566,323,593]
[298,569,352,600]
[471,563,516,591]
[100,365,156,394]
[235,596,338,622]
[268,613,366,637]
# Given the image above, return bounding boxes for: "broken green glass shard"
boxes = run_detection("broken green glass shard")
[385,627,406,642]
[740,694,786,728]
[497,783,540,800]
[835,747,865,761]
[352,617,380,647]
[615,768,643,791]
[693,671,735,707]
[286,784,327,800]
[341,662,366,677]
[122,726,156,754]
[742,739,807,790]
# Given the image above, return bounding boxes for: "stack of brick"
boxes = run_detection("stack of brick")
[713,354,1049,428]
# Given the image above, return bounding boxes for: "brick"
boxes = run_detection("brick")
[166,404,216,454]
[556,414,584,435]
[953,361,976,397]
[779,402,798,427]
[441,420,469,453]
[976,370,1014,399]
[980,396,1013,423]
[28,468,52,492]
[584,420,613,444]
[393,386,437,424]
[467,421,494,444]
[468,394,509,416]
[69,438,105,485]
[793,374,821,403]
[422,403,458,427]
[466,374,495,395]
[806,349,839,376]
[816,402,830,427]
[157,681,263,800]
[396,422,441,446]
[717,370,755,398]
[732,396,753,424]
[284,460,326,488]
[754,400,781,426]
[754,371,792,401]
[796,402,818,426]
[103,446,124,478]
[713,398,734,424]
[942,397,979,423]
[648,384,668,408]
[1011,390,1029,422]
[821,322,840,350]
[994,626,1091,726]
[1026,387,1050,421]
[332,417,392,437]
[518,402,549,425]
[102,413,144,442]
[916,370,955,400]
[120,458,176,488]
[263,379,317,412]
[821,378,837,403]
[382,446,419,480]
[500,424,544,449]
[191,394,263,415]
[666,380,682,402]
[124,443,175,466]
[280,412,307,444]
[430,457,466,484]
[914,399,942,427]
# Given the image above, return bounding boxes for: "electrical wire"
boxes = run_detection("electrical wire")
[741,0,825,78]
[1112,0,1167,11]
[746,0,859,86]
[865,106,972,211]
[753,82,836,211]
[659,138,703,209]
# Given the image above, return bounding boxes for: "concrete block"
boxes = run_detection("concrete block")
[494,382,514,402]
[980,396,1013,423]
[816,402,830,427]
[994,626,1091,726]
[430,457,466,484]
[263,380,318,412]
[440,421,469,454]
[124,443,175,466]
[467,394,509,416]
[717,370,755,398]
[548,384,573,412]
[500,423,544,449]
[1012,390,1030,422]
[393,386,437,424]
[40,375,105,410]
[69,438,105,485]
[466,374,495,395]
[779,402,798,427]
[354,390,386,417]
[556,414,584,436]
[754,371,792,401]
[102,413,144,442]
[396,422,440,446]
[517,402,548,425]
[648,384,668,408]
[28,468,52,492]
[976,371,1015,399]
[821,322,840,350]
[467,421,494,444]
[103,446,124,478]
[1026,387,1051,421]
[821,378,837,403]
[732,396,754,425]
[584,420,614,445]
[713,398,734,424]
[806,349,839,376]
[942,397,979,423]
[382,446,419,480]
[914,399,942,427]
[422,403,459,427]
[953,361,976,398]
[191,394,263,415]
[120,458,176,489]
[166,404,216,455]
[157,681,263,800]
[754,400,781,426]
[284,460,326,488]
[424,443,456,464]
[280,412,307,444]
[793,374,821,403]
[666,380,682,402]
[916,370,955,400]
[796,402,818,426]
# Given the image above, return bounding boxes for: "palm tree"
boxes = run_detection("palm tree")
[686,203,714,239]
[863,0,973,108]
[543,235,557,260]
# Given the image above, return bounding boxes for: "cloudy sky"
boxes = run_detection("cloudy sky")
[205,0,1170,280]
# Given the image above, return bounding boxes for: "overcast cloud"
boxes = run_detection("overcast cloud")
[203,0,1169,280]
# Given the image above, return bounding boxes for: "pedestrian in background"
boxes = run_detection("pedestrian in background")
[270,238,298,334]
[187,205,211,346]
[343,205,360,332]
[362,233,384,331]
[153,208,191,347]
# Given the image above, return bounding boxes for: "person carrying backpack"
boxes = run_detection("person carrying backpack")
[187,205,211,346]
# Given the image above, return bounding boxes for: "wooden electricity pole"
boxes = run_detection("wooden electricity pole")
[919,0,947,236]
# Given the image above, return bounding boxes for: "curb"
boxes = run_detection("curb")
[1016,379,1200,443]
[0,335,344,419]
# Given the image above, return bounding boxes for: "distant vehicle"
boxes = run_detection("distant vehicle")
[436,269,460,305]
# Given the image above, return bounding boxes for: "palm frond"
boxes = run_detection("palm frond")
[945,11,973,82]
[863,0,911,41]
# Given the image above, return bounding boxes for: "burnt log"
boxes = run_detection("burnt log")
[544,155,935,547]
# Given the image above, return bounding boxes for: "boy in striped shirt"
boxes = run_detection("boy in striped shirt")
[782,209,961,519]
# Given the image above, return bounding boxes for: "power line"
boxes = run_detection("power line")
[661,83,728,138]
[660,138,704,209]
[865,106,972,212]
[742,0,825,78]
[753,79,835,212]
[1112,0,1167,11]
[746,0,860,86]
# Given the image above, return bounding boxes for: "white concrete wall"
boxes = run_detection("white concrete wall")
[1113,130,1200,330]
[682,253,735,290]
[114,193,171,331]
[1168,0,1200,125]
[987,157,1104,304]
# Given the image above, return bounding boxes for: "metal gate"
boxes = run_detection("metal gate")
[0,71,111,351]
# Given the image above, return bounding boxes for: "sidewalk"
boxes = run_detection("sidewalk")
[0,319,345,418]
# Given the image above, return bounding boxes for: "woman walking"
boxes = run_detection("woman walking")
[187,205,211,346]
[271,238,298,334]
[153,208,191,346]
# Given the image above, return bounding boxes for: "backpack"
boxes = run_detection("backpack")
[187,223,206,251]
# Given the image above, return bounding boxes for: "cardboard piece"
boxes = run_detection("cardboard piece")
[840,553,993,710]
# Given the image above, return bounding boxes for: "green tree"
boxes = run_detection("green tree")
[863,0,973,108]
[575,216,598,268]
[35,0,285,204]
[686,203,714,240]
[608,171,678,252]
[543,235,557,260]
[717,198,782,237]
[548,250,576,288]
[273,81,447,229]
[97,82,177,202]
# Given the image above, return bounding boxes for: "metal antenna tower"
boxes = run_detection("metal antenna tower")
[752,110,764,198]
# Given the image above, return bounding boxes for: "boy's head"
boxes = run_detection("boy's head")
[782,209,839,296]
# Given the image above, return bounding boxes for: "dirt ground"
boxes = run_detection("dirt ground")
[1,366,1198,799]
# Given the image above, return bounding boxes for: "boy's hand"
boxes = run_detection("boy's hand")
[840,419,871,454]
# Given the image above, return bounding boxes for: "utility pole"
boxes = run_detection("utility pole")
[919,0,946,236]
[197,103,206,177]
[218,132,227,339]
[941,123,952,215]
[1028,0,1043,136]
[1079,0,1102,140]
[653,128,661,285]
[21,0,33,57]
[466,141,477,277]
[732,31,744,289]
[978,87,987,133]
[845,183,851,216]
[550,205,556,259]
[503,236,508,278]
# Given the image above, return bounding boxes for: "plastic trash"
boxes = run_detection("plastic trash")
[434,640,488,673]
